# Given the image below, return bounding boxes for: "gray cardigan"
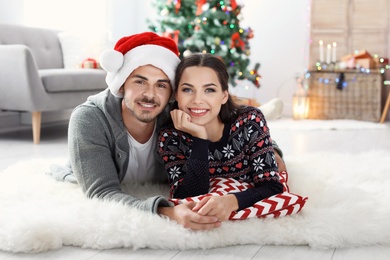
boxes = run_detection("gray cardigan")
[61,89,172,213]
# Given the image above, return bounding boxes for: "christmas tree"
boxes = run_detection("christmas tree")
[148,0,261,87]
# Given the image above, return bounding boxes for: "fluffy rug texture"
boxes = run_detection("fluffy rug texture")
[268,119,388,130]
[1,150,390,253]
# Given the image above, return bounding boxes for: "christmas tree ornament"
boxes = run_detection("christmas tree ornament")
[247,28,254,38]
[214,19,221,26]
[161,8,169,16]
[183,49,192,57]
[231,32,245,50]
[231,0,238,10]
[202,3,210,11]
[196,0,207,15]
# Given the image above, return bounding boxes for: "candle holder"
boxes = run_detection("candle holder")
[293,90,310,120]
[327,62,335,71]
[292,77,310,120]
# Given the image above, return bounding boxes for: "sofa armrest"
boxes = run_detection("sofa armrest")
[0,44,47,111]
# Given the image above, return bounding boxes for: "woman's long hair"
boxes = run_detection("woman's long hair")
[173,53,242,124]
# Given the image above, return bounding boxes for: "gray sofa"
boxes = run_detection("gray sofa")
[0,23,108,144]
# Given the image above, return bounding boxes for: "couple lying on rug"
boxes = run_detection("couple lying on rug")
[50,32,306,231]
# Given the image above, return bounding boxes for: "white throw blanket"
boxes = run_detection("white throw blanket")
[1,150,390,253]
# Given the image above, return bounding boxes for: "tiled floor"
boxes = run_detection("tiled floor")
[1,120,390,259]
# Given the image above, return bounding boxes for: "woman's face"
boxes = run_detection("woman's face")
[175,66,228,128]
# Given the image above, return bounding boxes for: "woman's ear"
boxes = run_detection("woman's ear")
[222,90,229,105]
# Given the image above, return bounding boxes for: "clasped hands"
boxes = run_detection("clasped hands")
[159,194,238,231]
[192,193,239,221]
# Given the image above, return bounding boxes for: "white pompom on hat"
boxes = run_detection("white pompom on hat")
[100,32,181,98]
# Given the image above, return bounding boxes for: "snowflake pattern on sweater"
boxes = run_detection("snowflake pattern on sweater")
[158,106,283,210]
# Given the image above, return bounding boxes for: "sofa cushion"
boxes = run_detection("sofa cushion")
[39,69,107,93]
[58,31,112,69]
[0,24,63,69]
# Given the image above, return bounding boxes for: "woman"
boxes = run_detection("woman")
[157,53,283,221]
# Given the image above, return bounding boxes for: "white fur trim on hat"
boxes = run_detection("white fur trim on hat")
[100,50,124,72]
[100,44,181,98]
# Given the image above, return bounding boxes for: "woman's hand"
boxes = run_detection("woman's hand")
[158,202,221,230]
[192,194,239,222]
[170,109,208,139]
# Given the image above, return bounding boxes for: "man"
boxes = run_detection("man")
[51,32,286,230]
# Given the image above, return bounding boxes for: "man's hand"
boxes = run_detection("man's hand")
[170,109,207,139]
[192,194,238,222]
[158,202,221,230]
[275,152,287,172]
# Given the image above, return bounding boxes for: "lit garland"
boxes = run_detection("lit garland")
[308,50,390,89]
[305,62,388,90]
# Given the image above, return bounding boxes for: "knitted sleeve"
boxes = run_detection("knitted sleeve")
[68,103,172,214]
[230,107,283,210]
[158,127,211,198]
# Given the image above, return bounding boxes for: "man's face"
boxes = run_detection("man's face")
[121,65,172,123]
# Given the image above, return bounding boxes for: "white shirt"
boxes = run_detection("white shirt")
[123,127,158,184]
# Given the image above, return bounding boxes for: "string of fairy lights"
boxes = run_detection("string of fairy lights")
[300,54,390,91]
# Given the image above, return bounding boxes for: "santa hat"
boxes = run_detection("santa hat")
[100,32,181,98]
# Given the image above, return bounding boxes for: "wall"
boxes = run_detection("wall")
[0,0,311,119]
[0,0,24,24]
[106,0,156,42]
[0,0,107,31]
[240,0,311,115]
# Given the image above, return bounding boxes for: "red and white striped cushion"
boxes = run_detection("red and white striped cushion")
[169,171,307,220]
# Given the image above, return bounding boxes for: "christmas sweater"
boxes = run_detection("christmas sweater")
[157,106,283,211]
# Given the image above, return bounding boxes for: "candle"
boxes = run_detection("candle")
[332,42,337,62]
[319,40,324,63]
[326,43,331,64]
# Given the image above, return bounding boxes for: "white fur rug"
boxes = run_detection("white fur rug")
[1,150,390,253]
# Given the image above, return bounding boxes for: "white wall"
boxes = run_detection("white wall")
[0,0,107,32]
[0,0,310,116]
[0,0,24,24]
[106,0,156,42]
[241,0,311,116]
